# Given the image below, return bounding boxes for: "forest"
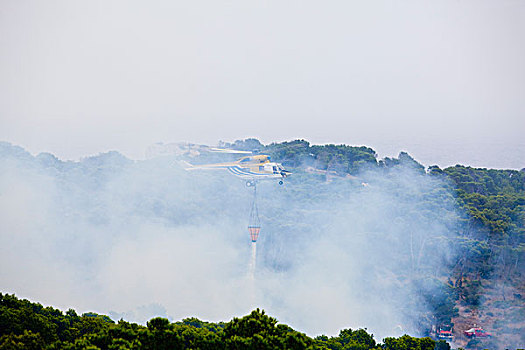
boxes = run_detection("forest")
[227,139,525,285]
[222,139,525,349]
[0,293,448,350]
[0,139,523,349]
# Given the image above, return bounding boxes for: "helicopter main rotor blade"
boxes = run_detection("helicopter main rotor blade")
[209,148,253,154]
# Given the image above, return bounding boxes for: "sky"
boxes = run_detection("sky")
[1,0,524,168]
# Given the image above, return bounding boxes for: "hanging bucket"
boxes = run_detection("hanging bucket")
[248,225,260,242]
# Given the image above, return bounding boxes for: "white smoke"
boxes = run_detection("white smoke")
[0,142,461,340]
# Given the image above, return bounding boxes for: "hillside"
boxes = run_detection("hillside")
[257,139,525,349]
[0,139,524,349]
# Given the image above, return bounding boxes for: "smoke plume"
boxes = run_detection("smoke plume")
[0,142,462,340]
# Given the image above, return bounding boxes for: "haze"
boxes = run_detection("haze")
[0,144,463,340]
[1,0,524,168]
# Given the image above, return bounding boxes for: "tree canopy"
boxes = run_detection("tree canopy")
[0,294,441,350]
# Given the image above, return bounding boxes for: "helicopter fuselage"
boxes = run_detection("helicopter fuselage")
[182,154,291,184]
[227,162,288,179]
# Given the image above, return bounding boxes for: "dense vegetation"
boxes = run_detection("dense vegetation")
[256,139,524,276]
[0,293,448,350]
[1,139,523,349]
[223,139,525,348]
[227,139,525,281]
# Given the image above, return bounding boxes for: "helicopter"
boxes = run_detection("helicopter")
[181,148,292,186]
